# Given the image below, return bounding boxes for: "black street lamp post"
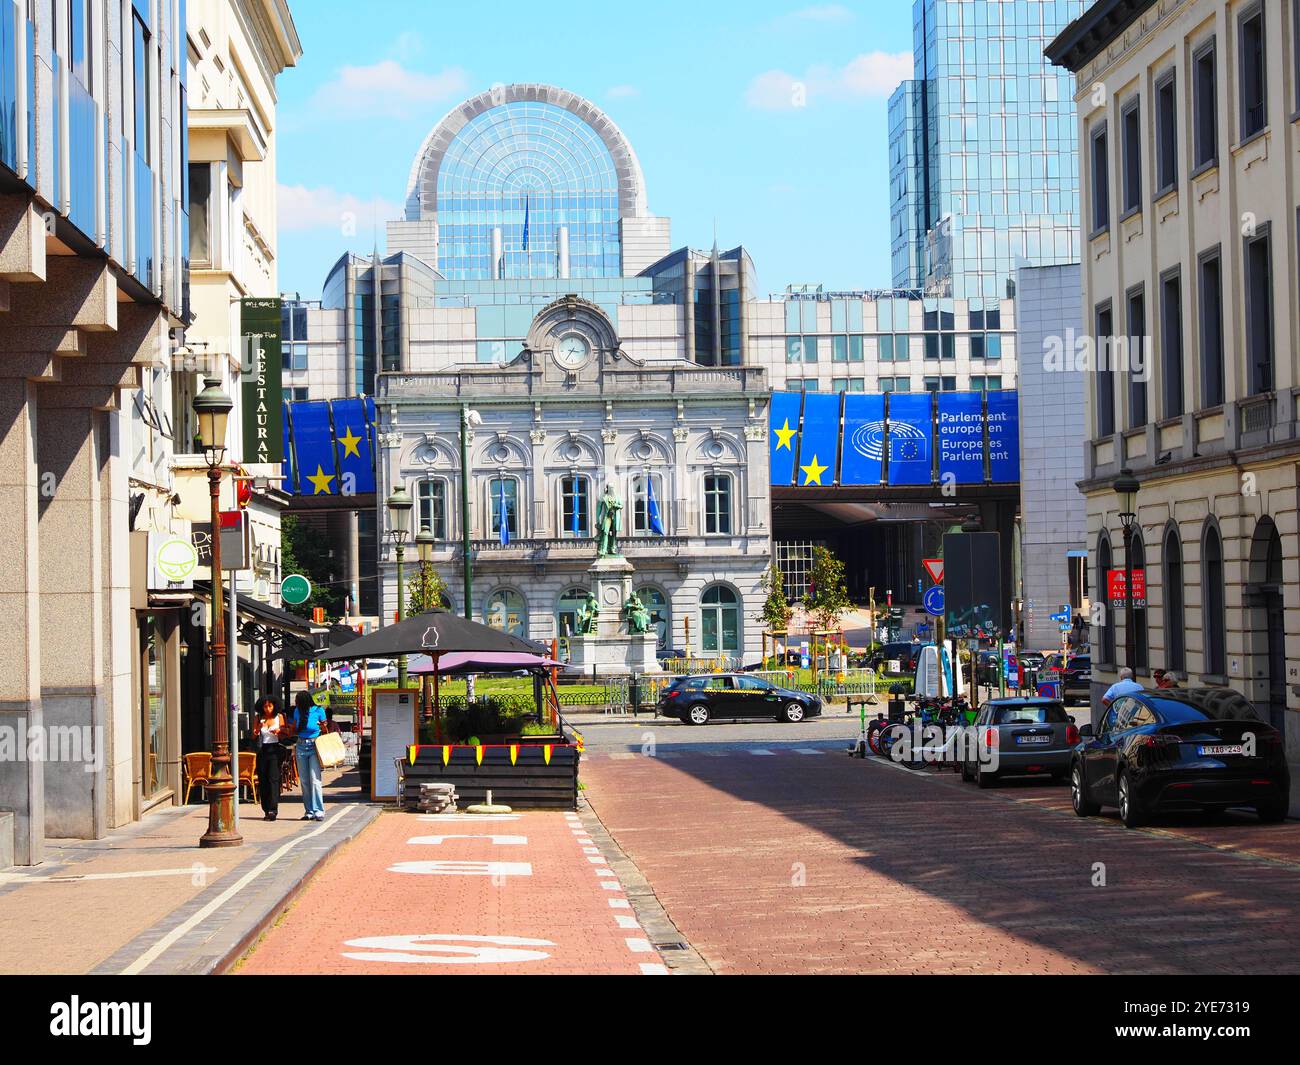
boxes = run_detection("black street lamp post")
[194,377,241,849]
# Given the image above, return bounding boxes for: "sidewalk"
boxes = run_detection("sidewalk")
[0,768,376,975]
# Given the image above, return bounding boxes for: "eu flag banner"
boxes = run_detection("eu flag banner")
[937,392,986,485]
[987,390,1021,483]
[769,391,803,486]
[281,401,297,494]
[886,392,934,485]
[840,393,886,486]
[330,397,376,495]
[796,392,841,487]
[290,401,337,496]
[646,476,664,535]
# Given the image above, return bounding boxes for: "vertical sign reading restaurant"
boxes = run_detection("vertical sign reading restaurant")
[241,298,284,465]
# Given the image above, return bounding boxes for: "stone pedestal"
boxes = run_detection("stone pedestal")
[566,556,661,676]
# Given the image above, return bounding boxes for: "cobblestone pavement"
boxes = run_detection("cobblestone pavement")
[579,733,1300,975]
[237,809,669,975]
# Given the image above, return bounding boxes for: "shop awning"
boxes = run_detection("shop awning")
[193,582,327,653]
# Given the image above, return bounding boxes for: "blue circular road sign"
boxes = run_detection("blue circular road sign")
[924,585,945,617]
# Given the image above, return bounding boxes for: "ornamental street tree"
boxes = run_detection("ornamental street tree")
[759,564,793,633]
[804,545,851,633]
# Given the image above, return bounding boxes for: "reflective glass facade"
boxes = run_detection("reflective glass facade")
[889,0,1084,301]
[437,101,623,280]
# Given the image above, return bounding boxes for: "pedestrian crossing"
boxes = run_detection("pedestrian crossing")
[584,745,843,762]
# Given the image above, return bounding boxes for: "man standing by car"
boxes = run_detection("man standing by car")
[1101,666,1143,708]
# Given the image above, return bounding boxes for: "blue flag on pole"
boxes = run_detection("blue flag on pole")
[570,481,581,536]
[647,476,664,535]
[498,479,510,546]
[522,194,530,252]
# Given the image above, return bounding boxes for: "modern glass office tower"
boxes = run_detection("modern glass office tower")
[889,0,1085,301]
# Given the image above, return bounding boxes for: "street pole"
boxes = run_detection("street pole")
[202,462,241,848]
[396,543,407,688]
[460,406,473,621]
[229,570,238,832]
[1123,522,1136,671]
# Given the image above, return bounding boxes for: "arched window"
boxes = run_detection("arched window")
[1097,532,1116,664]
[700,585,740,654]
[1129,531,1148,669]
[1163,527,1185,671]
[703,474,733,535]
[556,587,588,640]
[559,475,591,538]
[1202,524,1226,675]
[485,589,527,638]
[635,585,670,648]
[417,478,448,540]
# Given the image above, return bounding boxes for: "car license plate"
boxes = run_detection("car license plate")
[1198,744,1244,756]
[1016,735,1051,744]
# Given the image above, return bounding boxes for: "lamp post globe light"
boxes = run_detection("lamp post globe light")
[459,407,482,622]
[1112,468,1141,672]
[387,485,414,688]
[194,377,242,848]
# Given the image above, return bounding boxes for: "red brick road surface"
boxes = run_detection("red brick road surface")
[581,746,1300,975]
[238,810,664,975]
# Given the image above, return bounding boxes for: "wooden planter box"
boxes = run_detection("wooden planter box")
[400,743,579,810]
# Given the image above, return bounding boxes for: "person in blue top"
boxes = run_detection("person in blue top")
[291,690,328,821]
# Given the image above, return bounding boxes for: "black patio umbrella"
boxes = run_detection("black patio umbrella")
[327,623,362,648]
[313,610,538,662]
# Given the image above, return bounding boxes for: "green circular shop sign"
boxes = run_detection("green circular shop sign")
[281,574,312,606]
[155,537,199,582]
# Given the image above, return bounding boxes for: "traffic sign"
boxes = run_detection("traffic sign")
[923,585,945,617]
[923,558,944,584]
[1050,604,1072,624]
[281,574,312,606]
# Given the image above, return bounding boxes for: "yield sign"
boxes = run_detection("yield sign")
[923,558,944,584]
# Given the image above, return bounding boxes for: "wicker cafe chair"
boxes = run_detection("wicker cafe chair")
[237,751,259,804]
[182,753,212,804]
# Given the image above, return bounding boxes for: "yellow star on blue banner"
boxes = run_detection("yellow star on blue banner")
[774,419,796,451]
[800,454,828,486]
[338,426,362,459]
[307,464,336,495]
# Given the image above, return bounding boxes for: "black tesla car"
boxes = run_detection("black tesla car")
[1070,687,1290,827]
[656,674,822,725]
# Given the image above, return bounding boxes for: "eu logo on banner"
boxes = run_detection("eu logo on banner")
[886,393,933,485]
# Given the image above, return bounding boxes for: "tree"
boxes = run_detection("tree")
[759,564,793,633]
[407,561,450,617]
[280,514,346,620]
[804,545,851,634]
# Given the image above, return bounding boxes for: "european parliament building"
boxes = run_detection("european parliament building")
[283,83,1043,661]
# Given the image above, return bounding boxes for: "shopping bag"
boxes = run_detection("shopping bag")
[315,731,347,769]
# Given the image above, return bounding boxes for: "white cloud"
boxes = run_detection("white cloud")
[744,51,913,111]
[278,185,402,233]
[310,60,469,118]
[606,84,640,99]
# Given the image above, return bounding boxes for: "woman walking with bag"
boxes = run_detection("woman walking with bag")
[291,691,328,821]
[253,697,286,821]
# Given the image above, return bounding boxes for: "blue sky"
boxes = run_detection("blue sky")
[274,1,914,300]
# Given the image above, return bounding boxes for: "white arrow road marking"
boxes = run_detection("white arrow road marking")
[342,934,553,965]
[388,861,533,877]
[406,835,528,846]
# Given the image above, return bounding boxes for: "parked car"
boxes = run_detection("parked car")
[656,674,822,725]
[1070,687,1290,827]
[961,698,1078,787]
[1059,654,1091,698]
[318,658,399,688]
[656,647,687,663]
[868,642,922,674]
